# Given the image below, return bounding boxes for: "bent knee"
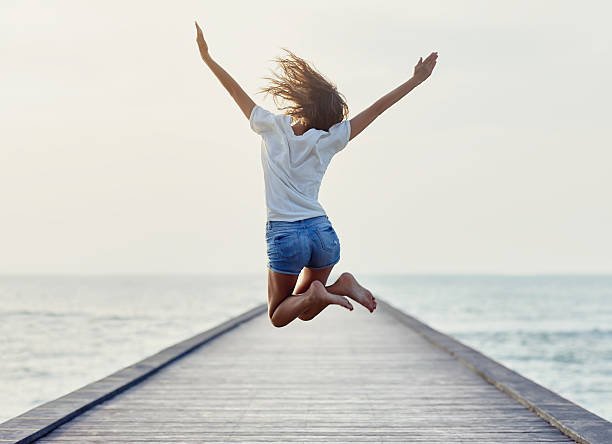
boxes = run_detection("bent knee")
[268,312,287,328]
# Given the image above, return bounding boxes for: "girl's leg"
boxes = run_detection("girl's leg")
[295,267,377,321]
[267,269,353,328]
[293,265,335,321]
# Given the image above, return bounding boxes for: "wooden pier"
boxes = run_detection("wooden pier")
[1,299,611,443]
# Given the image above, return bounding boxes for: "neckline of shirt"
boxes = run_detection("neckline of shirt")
[282,115,318,138]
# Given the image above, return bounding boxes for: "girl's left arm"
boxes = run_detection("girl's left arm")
[195,21,255,119]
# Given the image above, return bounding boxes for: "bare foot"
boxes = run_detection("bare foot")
[308,280,353,311]
[334,272,377,312]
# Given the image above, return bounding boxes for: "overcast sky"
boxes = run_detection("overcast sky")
[1,0,611,274]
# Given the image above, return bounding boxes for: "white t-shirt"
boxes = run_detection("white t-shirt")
[250,105,351,222]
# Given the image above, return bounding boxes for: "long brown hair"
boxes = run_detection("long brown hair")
[258,48,349,132]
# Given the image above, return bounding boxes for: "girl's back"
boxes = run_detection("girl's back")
[250,105,351,222]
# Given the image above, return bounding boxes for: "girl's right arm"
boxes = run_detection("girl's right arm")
[195,21,256,120]
[349,52,438,141]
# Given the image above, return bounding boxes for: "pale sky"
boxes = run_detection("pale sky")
[1,0,611,274]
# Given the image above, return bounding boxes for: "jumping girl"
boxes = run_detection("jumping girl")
[195,21,437,328]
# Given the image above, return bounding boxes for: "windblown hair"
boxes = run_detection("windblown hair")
[258,48,349,132]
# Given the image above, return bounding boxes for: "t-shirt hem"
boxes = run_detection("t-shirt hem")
[266,211,327,222]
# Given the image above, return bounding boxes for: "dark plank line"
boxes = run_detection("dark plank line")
[4,295,608,443]
[35,300,575,443]
[379,299,612,444]
[0,304,266,444]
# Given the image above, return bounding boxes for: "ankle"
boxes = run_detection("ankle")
[338,272,353,284]
[328,273,350,294]
[306,280,324,302]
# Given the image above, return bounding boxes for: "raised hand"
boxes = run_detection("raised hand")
[195,21,209,60]
[413,52,438,84]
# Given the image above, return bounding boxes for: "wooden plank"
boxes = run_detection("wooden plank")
[30,300,579,443]
[0,304,266,444]
[380,299,612,444]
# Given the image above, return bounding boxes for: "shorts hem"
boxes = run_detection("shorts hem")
[307,258,340,270]
[268,266,301,276]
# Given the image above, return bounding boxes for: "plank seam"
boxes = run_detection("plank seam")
[0,303,267,444]
[379,298,612,444]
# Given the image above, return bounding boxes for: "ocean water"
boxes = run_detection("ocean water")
[0,274,610,424]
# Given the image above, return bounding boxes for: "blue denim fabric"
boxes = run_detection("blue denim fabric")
[265,215,341,275]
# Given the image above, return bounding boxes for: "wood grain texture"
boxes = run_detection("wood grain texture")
[32,301,575,443]
[0,304,266,444]
[380,299,612,444]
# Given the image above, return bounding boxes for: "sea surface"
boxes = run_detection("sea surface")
[1,274,611,424]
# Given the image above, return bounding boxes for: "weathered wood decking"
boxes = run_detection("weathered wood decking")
[2,299,611,443]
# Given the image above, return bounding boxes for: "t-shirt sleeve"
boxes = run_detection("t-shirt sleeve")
[316,119,351,155]
[249,105,277,135]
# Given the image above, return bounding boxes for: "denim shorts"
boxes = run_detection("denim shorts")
[265,215,341,275]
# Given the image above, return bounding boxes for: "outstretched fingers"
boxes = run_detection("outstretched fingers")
[416,52,438,71]
[194,20,209,55]
[424,51,438,64]
[424,52,438,72]
[195,21,207,40]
